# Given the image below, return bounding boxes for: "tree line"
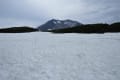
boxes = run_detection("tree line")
[50,22,120,33]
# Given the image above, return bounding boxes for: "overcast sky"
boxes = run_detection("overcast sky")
[0,0,120,27]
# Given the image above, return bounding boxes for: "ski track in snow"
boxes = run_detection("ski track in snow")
[0,32,120,80]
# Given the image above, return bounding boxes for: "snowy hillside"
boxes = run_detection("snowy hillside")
[0,32,120,80]
[38,19,82,31]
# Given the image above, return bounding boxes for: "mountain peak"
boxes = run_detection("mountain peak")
[38,19,82,31]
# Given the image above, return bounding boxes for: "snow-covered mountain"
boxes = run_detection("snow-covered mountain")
[38,19,82,31]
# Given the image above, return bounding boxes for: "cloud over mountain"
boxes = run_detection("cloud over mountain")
[0,0,120,27]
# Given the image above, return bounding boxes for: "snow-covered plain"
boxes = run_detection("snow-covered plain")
[0,32,120,80]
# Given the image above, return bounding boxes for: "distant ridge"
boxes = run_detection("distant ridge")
[50,22,120,33]
[0,26,38,33]
[0,20,120,33]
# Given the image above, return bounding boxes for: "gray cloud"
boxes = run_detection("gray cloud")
[0,0,120,27]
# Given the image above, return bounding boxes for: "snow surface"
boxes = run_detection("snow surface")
[0,32,120,80]
[53,20,61,24]
[53,21,57,24]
